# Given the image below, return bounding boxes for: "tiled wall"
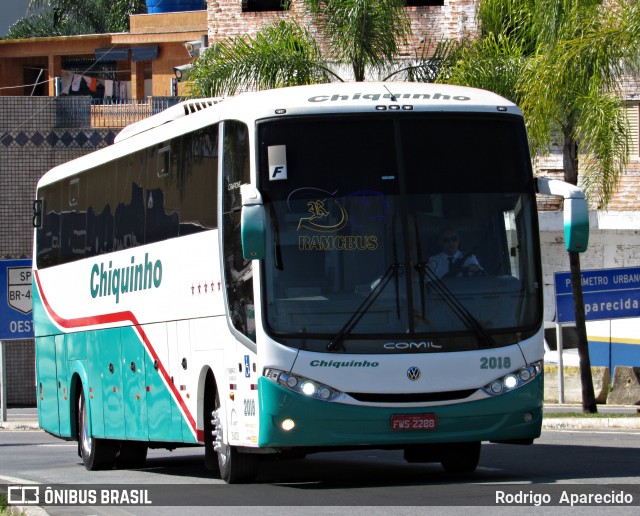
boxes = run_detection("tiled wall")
[2,340,34,406]
[0,96,116,407]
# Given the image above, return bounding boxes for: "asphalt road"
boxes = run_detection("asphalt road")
[1,427,640,514]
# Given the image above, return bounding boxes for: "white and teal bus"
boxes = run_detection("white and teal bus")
[32,82,588,483]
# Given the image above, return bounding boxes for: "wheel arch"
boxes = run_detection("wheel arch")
[198,365,218,433]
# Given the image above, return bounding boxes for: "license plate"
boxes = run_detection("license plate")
[390,413,438,431]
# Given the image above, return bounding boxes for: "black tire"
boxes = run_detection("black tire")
[440,442,481,474]
[116,441,148,469]
[214,390,258,483]
[77,388,118,471]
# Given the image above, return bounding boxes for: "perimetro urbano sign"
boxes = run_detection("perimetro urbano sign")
[554,266,640,324]
[0,259,34,340]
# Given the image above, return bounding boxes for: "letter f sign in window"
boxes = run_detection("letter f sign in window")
[268,145,287,181]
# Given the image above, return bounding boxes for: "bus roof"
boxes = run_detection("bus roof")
[226,81,519,117]
[37,82,521,189]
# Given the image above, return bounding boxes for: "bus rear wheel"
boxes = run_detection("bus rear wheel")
[77,388,117,471]
[212,391,258,483]
[440,442,481,474]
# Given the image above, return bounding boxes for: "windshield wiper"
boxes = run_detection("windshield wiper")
[422,266,496,348]
[328,214,402,351]
[327,261,401,351]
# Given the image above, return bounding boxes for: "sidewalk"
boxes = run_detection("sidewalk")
[0,407,40,430]
[2,405,639,431]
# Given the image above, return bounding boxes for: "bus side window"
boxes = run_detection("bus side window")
[222,121,255,342]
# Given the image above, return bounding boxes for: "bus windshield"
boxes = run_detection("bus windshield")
[258,114,542,353]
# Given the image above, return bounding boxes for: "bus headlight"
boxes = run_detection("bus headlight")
[481,361,542,397]
[264,368,343,402]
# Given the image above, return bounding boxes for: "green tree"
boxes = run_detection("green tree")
[188,0,411,97]
[442,0,640,412]
[4,0,146,38]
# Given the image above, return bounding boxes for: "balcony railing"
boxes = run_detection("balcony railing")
[55,96,184,129]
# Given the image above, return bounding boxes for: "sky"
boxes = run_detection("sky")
[1,0,30,37]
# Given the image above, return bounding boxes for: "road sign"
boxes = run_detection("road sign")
[554,266,640,324]
[0,259,34,340]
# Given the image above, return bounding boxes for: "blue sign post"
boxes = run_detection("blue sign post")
[554,266,640,324]
[553,266,640,403]
[0,259,34,420]
[0,259,34,340]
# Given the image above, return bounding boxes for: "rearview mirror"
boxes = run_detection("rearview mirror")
[240,185,266,260]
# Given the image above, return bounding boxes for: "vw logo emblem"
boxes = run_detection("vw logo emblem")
[407,366,421,381]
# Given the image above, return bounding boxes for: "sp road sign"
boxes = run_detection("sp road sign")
[0,259,34,340]
[8,266,32,314]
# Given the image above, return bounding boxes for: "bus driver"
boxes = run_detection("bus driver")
[427,226,483,279]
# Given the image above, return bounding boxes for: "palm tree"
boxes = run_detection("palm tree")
[189,20,334,97]
[442,0,640,412]
[188,0,411,97]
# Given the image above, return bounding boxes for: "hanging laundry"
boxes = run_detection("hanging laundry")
[104,79,114,98]
[119,81,127,100]
[71,74,83,92]
[60,71,73,95]
[83,76,97,92]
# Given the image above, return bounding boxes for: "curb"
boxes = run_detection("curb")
[0,421,40,431]
[542,417,640,430]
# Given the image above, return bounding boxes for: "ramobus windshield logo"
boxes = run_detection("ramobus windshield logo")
[384,341,442,351]
[308,92,471,103]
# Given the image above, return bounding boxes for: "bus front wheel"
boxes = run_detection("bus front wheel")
[77,388,118,471]
[212,391,258,483]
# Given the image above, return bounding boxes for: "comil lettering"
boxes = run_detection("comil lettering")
[90,253,162,304]
[384,341,442,350]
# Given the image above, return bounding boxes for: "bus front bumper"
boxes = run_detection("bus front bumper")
[257,375,543,448]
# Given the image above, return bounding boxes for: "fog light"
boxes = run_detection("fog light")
[523,412,533,423]
[281,419,295,431]
[519,368,532,382]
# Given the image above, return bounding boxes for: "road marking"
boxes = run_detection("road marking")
[0,474,40,485]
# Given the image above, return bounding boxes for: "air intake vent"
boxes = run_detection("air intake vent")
[115,97,224,143]
[347,389,476,403]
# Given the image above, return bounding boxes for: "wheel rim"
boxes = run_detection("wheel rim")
[79,393,92,458]
[213,406,230,470]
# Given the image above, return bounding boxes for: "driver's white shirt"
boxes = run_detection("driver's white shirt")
[426,250,481,279]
